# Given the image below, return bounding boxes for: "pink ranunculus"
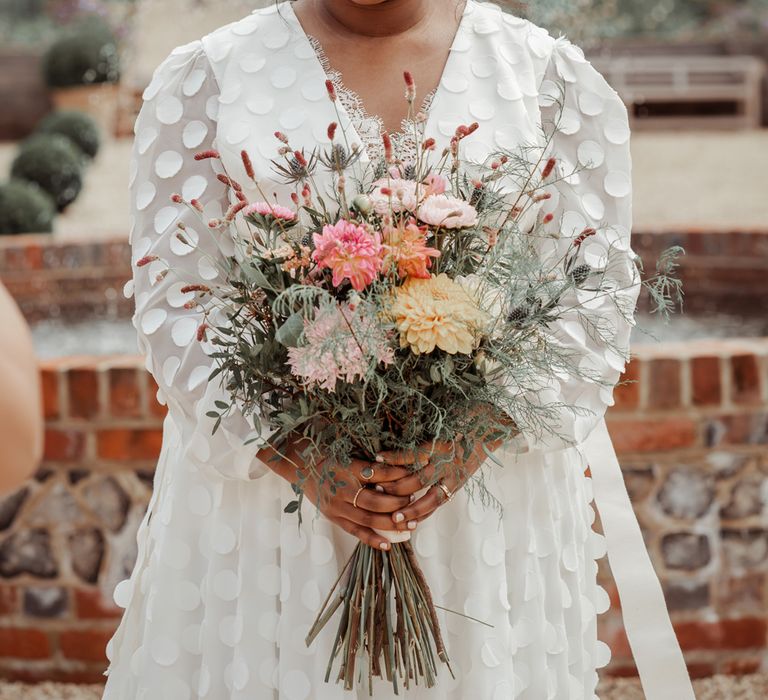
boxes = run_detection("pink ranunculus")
[417,194,478,229]
[370,178,419,215]
[243,201,296,222]
[423,173,449,197]
[312,219,383,291]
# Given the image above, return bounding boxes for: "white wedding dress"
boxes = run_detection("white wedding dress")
[102,2,646,698]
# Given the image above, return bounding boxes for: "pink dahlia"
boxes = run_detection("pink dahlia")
[312,220,383,291]
[243,201,296,222]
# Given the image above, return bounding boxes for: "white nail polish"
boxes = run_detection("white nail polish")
[407,521,417,530]
[409,494,416,503]
[375,455,385,463]
[393,512,405,523]
[375,485,385,493]
[379,542,390,550]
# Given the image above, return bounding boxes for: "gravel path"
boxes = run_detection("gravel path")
[3,675,768,699]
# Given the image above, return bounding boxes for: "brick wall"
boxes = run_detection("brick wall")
[0,341,765,682]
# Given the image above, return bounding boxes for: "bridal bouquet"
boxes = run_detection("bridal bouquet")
[145,73,682,694]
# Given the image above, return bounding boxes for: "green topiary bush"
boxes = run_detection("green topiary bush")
[36,110,101,159]
[10,134,84,211]
[42,22,120,88]
[0,179,56,235]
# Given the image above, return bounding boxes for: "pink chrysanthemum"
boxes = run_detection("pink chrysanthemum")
[287,304,393,391]
[243,201,296,222]
[312,220,383,291]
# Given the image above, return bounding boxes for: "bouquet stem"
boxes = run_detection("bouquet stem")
[306,540,453,695]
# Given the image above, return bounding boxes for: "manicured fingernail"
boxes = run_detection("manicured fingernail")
[379,541,390,550]
[375,455,385,463]
[375,485,385,492]
[393,512,405,523]
[409,494,416,502]
[407,521,417,530]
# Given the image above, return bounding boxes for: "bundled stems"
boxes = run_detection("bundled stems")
[306,541,451,695]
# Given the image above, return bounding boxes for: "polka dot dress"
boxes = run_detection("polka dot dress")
[103,2,639,698]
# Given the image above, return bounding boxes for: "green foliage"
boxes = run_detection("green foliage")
[36,110,100,158]
[510,0,768,45]
[10,133,84,210]
[42,19,120,88]
[0,178,55,235]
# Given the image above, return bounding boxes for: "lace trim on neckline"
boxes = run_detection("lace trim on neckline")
[306,34,436,164]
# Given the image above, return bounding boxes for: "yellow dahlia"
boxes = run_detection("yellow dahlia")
[389,273,488,355]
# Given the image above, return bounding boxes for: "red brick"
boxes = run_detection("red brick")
[74,587,123,619]
[97,428,162,461]
[145,374,168,419]
[40,368,60,420]
[647,359,682,409]
[731,355,761,405]
[0,666,108,685]
[108,368,142,418]
[0,628,51,659]
[612,360,640,411]
[607,418,698,453]
[675,618,767,651]
[67,369,100,419]
[691,356,722,407]
[687,661,716,679]
[43,429,85,462]
[59,628,114,662]
[721,657,761,675]
[0,586,18,615]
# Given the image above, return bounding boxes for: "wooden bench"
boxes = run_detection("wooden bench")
[590,55,766,129]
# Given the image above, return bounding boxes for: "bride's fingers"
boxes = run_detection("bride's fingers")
[332,516,392,551]
[373,447,431,467]
[337,502,412,531]
[378,464,437,496]
[353,461,413,484]
[352,488,411,513]
[390,485,444,525]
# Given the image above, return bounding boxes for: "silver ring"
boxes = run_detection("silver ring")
[437,482,454,503]
[353,487,365,508]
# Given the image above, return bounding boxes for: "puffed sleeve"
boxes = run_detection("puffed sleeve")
[128,41,275,481]
[516,36,641,454]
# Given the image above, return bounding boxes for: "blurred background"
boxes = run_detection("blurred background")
[0,0,766,697]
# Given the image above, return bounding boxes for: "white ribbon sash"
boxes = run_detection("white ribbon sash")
[583,418,695,700]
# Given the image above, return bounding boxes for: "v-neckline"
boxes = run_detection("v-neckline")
[283,0,474,163]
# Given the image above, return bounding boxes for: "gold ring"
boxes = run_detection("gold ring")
[360,465,375,481]
[353,486,365,508]
[437,482,454,502]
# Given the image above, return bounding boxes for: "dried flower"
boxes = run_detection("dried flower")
[170,193,183,203]
[422,137,436,151]
[194,149,219,161]
[243,201,296,223]
[370,178,419,215]
[325,79,337,102]
[241,150,255,179]
[404,71,416,103]
[225,200,248,221]
[275,131,289,144]
[287,303,393,391]
[327,122,338,141]
[136,255,158,267]
[382,131,393,163]
[542,157,557,179]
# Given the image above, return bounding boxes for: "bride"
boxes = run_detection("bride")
[103,1,693,698]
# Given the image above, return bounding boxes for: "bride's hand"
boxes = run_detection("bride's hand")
[264,440,424,550]
[376,440,493,528]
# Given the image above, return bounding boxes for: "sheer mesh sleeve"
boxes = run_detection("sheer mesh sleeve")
[128,41,275,481]
[514,36,641,454]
